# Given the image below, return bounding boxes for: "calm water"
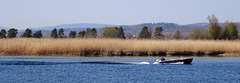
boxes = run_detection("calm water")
[0,56,240,83]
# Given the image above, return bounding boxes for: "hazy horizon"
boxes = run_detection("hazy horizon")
[1,0,240,29]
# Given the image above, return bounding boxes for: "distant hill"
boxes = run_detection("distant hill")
[120,22,209,35]
[33,23,116,30]
[23,23,114,37]
[121,22,240,35]
[0,26,9,30]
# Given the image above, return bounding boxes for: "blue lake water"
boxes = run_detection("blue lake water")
[0,56,240,83]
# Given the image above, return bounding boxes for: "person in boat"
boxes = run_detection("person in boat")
[161,57,165,61]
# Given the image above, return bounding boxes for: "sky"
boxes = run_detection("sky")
[0,0,240,29]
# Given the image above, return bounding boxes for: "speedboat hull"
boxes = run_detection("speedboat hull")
[153,58,193,64]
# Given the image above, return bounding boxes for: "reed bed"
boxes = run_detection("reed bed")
[0,38,240,56]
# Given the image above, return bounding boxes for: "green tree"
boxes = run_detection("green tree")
[51,28,58,38]
[229,22,238,40]
[154,27,164,39]
[33,30,43,38]
[0,29,7,38]
[58,28,64,38]
[91,28,97,38]
[173,30,182,39]
[222,21,231,39]
[138,26,151,39]
[85,28,97,38]
[222,21,239,40]
[77,31,85,38]
[7,28,18,38]
[101,26,125,39]
[22,28,32,37]
[207,14,222,40]
[102,27,119,38]
[118,26,125,39]
[69,31,76,38]
[84,28,92,38]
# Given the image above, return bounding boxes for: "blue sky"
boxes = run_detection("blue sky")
[0,0,240,29]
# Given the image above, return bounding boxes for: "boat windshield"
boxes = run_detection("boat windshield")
[161,57,165,61]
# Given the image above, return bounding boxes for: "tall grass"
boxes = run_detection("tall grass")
[0,38,240,55]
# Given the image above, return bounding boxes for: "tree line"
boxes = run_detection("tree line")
[136,14,239,40]
[50,28,97,38]
[188,15,238,40]
[0,28,43,38]
[0,15,238,40]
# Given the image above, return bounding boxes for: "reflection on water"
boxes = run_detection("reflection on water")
[0,56,240,83]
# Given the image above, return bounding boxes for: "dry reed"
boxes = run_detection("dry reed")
[0,38,240,55]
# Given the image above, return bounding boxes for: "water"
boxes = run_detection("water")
[0,56,240,83]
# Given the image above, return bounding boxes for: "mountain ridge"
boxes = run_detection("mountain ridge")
[0,26,9,30]
[32,23,116,30]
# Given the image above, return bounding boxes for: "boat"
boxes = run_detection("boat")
[153,57,193,64]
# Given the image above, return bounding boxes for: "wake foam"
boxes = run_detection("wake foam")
[0,61,59,65]
[81,61,150,64]
[161,62,184,64]
[0,61,150,65]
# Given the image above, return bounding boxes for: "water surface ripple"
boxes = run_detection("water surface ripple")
[0,57,239,83]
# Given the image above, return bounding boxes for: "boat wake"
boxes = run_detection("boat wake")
[81,61,150,64]
[160,62,184,64]
[0,59,191,65]
[0,61,150,65]
[0,61,82,65]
